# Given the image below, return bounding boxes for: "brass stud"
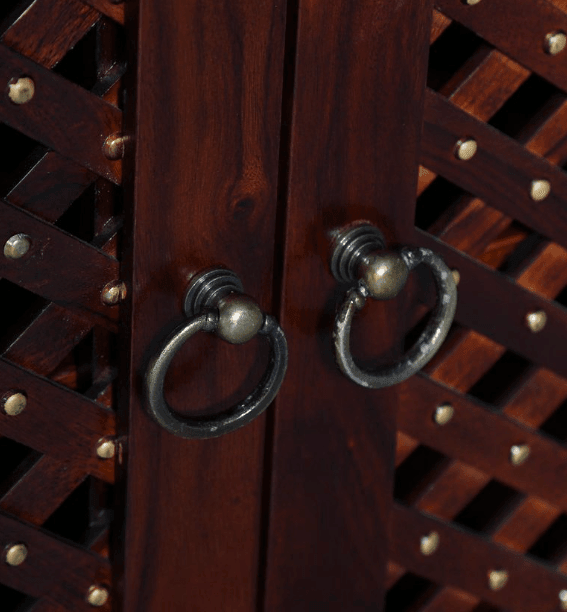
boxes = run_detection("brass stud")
[545,31,567,55]
[559,589,567,610]
[7,77,35,105]
[4,543,28,566]
[451,269,460,286]
[87,585,109,607]
[530,179,551,201]
[463,0,482,4]
[510,444,530,466]
[434,403,454,426]
[488,569,508,591]
[101,281,127,305]
[525,310,547,333]
[4,234,31,259]
[455,138,477,161]
[103,133,130,160]
[2,392,27,416]
[420,531,440,556]
[96,438,116,460]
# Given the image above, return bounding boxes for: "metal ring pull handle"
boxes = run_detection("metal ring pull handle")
[145,268,288,439]
[330,223,457,389]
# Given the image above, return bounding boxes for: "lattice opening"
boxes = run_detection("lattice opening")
[49,329,95,392]
[394,445,450,504]
[0,583,38,612]
[415,175,470,232]
[0,124,44,196]
[427,21,485,92]
[42,475,113,547]
[0,438,42,498]
[466,350,533,405]
[480,222,545,273]
[453,479,524,534]
[528,513,567,563]
[555,284,567,309]
[55,182,97,242]
[488,74,566,142]
[539,399,567,443]
[385,572,437,612]
[0,0,33,30]
[53,25,99,90]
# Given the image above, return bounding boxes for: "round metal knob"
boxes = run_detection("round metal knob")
[330,223,457,389]
[145,268,287,439]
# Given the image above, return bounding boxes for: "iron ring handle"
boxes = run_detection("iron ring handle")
[145,268,288,439]
[330,223,457,389]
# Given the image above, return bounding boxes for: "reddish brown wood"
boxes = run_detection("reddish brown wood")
[0,359,115,482]
[0,201,119,327]
[81,0,125,25]
[0,44,122,184]
[435,0,567,91]
[1,0,99,68]
[264,1,432,610]
[0,511,111,611]
[391,503,567,610]
[122,2,287,611]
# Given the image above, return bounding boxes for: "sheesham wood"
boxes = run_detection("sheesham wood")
[391,503,567,610]
[0,44,122,184]
[0,511,111,611]
[1,0,99,68]
[80,0,125,25]
[264,1,432,610]
[0,359,115,482]
[0,201,119,328]
[435,0,567,92]
[122,2,286,610]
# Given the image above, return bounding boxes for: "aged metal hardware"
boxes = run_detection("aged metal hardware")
[545,31,567,55]
[7,77,35,104]
[434,403,455,426]
[530,179,551,201]
[454,138,478,160]
[329,222,457,389]
[420,531,440,556]
[4,234,31,259]
[525,309,547,333]
[1,391,27,416]
[145,268,288,439]
[4,543,27,566]
[86,585,110,607]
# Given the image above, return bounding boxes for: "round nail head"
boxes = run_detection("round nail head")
[2,392,27,416]
[87,585,109,607]
[420,531,440,556]
[559,589,567,610]
[451,269,460,286]
[8,77,35,104]
[526,310,547,333]
[96,439,116,459]
[455,138,478,161]
[4,234,31,260]
[101,281,127,305]
[530,179,551,201]
[464,0,482,4]
[5,543,27,566]
[488,569,508,591]
[510,444,530,466]
[434,404,454,426]
[546,31,567,55]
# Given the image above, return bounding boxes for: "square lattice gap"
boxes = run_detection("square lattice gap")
[427,21,485,92]
[385,572,437,612]
[555,284,567,309]
[55,182,96,242]
[527,513,567,564]
[48,329,95,393]
[415,175,470,232]
[539,399,567,444]
[0,438,42,499]
[53,25,99,89]
[488,74,566,142]
[0,124,45,197]
[0,583,38,612]
[453,479,524,534]
[42,476,113,548]
[0,280,49,354]
[0,0,33,31]
[394,445,450,504]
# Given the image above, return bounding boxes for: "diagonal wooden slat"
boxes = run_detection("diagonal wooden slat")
[0,456,87,526]
[435,0,567,93]
[0,358,115,483]
[0,44,122,183]
[1,0,99,68]
[422,89,567,251]
[0,200,119,328]
[80,0,124,25]
[391,503,567,611]
[0,511,111,611]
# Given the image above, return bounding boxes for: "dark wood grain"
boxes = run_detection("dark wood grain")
[264,1,432,610]
[391,503,567,611]
[121,1,286,611]
[1,0,99,68]
[435,0,567,92]
[0,44,122,184]
[0,510,111,611]
[81,0,125,25]
[0,200,120,328]
[0,358,115,482]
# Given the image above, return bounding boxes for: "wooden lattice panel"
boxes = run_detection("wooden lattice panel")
[0,1,125,610]
[390,1,567,611]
